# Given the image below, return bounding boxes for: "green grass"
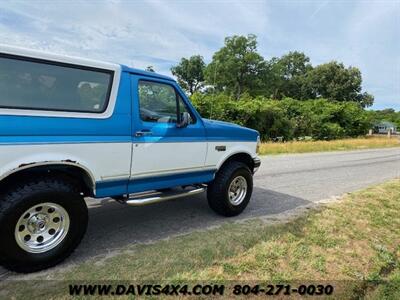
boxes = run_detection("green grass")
[366,267,400,299]
[259,136,400,155]
[2,180,400,299]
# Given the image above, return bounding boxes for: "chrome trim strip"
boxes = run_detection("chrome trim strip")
[101,174,130,180]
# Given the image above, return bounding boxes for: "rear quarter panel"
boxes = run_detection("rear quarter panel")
[0,71,133,185]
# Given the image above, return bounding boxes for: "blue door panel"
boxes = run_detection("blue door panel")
[128,74,208,192]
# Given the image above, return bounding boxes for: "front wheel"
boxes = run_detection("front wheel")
[0,177,88,273]
[207,161,253,217]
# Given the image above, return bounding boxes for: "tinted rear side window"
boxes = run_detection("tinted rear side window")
[0,55,113,113]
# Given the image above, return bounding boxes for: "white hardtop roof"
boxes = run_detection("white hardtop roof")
[0,44,120,71]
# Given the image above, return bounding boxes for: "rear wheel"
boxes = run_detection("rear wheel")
[207,161,253,217]
[0,177,88,273]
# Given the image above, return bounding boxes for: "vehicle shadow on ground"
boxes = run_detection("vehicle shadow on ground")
[0,187,311,279]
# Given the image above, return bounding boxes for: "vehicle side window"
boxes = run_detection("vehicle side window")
[138,80,195,124]
[0,55,113,113]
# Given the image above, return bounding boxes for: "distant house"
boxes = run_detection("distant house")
[374,121,397,134]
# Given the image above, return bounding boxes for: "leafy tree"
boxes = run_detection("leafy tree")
[205,34,266,99]
[267,51,313,99]
[145,66,155,72]
[277,51,313,79]
[356,92,374,108]
[305,61,374,107]
[171,55,205,95]
[181,34,382,139]
[190,93,372,141]
[367,108,400,128]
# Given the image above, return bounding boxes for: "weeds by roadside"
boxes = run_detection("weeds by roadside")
[258,136,400,155]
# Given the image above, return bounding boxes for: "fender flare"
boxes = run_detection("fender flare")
[216,150,255,172]
[0,160,96,194]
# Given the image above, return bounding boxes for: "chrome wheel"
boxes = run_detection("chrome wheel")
[15,203,70,254]
[228,176,248,206]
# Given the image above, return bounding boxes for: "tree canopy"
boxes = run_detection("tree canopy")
[171,34,375,107]
[305,61,374,107]
[166,34,399,141]
[204,34,266,99]
[170,55,205,95]
[267,51,313,99]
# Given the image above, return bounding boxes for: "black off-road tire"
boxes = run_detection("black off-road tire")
[207,161,253,217]
[0,177,88,273]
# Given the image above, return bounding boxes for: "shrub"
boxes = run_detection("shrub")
[190,93,372,141]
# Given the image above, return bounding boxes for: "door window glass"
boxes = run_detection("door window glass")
[138,80,194,124]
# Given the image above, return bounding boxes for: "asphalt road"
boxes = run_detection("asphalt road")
[1,147,399,278]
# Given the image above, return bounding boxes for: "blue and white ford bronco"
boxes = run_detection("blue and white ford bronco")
[0,45,260,273]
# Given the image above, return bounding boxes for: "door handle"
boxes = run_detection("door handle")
[135,130,152,137]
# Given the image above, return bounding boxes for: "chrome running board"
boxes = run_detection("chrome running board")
[125,187,205,207]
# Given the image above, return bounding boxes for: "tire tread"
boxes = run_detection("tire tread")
[0,176,86,273]
[207,161,252,217]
